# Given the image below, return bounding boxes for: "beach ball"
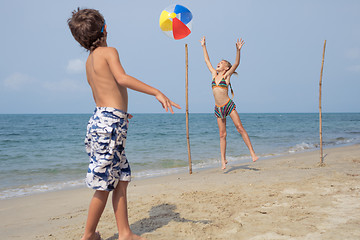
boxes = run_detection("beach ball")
[159,4,193,40]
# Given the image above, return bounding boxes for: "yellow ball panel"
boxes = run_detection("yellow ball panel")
[159,10,173,31]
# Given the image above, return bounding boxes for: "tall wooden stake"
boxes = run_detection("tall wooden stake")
[185,44,192,174]
[319,40,326,166]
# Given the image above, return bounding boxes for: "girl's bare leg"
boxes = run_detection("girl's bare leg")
[112,181,146,240]
[81,190,109,240]
[229,110,258,162]
[217,117,228,169]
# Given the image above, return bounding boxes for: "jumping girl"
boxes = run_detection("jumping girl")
[200,36,258,169]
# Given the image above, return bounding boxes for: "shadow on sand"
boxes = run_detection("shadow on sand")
[223,164,260,174]
[105,203,211,239]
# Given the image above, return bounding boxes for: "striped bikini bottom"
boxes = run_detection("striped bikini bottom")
[214,99,236,119]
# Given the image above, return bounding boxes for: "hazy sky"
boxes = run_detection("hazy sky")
[1,0,359,114]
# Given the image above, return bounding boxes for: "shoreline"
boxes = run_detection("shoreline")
[1,144,360,239]
[2,142,358,201]
[2,112,359,201]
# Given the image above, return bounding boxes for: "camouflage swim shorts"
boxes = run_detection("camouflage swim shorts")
[85,107,131,191]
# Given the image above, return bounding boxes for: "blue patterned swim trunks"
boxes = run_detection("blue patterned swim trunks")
[85,107,131,191]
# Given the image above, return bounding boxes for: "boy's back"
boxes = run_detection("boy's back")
[86,47,128,112]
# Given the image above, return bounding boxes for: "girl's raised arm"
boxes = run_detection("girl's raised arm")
[200,36,216,75]
[225,38,245,78]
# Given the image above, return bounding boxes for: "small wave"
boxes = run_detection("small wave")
[288,142,317,153]
[334,137,354,145]
[226,155,252,162]
[324,137,355,146]
[287,137,356,154]
[132,156,241,179]
[132,167,188,179]
[0,179,84,200]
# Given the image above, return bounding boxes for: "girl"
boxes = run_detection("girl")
[200,36,258,169]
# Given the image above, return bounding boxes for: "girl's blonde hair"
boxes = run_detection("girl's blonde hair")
[221,60,236,99]
[222,60,238,76]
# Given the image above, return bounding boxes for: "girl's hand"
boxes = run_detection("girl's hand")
[200,36,206,46]
[236,38,245,50]
[155,92,181,114]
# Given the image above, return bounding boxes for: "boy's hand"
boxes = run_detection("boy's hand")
[236,38,245,50]
[200,36,206,46]
[155,92,181,114]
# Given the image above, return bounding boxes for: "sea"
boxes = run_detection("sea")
[0,113,359,199]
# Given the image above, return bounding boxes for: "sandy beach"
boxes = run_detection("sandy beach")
[1,144,360,240]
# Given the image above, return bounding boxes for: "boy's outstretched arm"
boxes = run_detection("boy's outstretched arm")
[200,36,216,75]
[107,47,180,113]
[225,38,245,77]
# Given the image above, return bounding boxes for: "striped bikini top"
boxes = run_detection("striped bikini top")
[211,77,234,99]
[212,78,228,89]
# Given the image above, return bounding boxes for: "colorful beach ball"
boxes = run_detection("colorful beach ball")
[159,4,193,40]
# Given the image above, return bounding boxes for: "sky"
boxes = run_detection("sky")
[0,0,359,114]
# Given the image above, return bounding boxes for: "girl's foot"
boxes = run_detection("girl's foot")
[252,154,259,162]
[221,159,228,170]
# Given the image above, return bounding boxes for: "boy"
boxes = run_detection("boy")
[68,8,180,240]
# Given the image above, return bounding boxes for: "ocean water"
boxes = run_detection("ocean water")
[0,113,359,199]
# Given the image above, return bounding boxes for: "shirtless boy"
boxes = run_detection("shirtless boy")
[68,8,180,240]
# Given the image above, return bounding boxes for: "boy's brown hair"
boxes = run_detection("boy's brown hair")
[67,8,106,52]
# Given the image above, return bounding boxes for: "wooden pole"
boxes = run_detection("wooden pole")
[319,40,326,166]
[185,44,192,174]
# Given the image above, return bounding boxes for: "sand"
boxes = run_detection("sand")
[1,144,360,240]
